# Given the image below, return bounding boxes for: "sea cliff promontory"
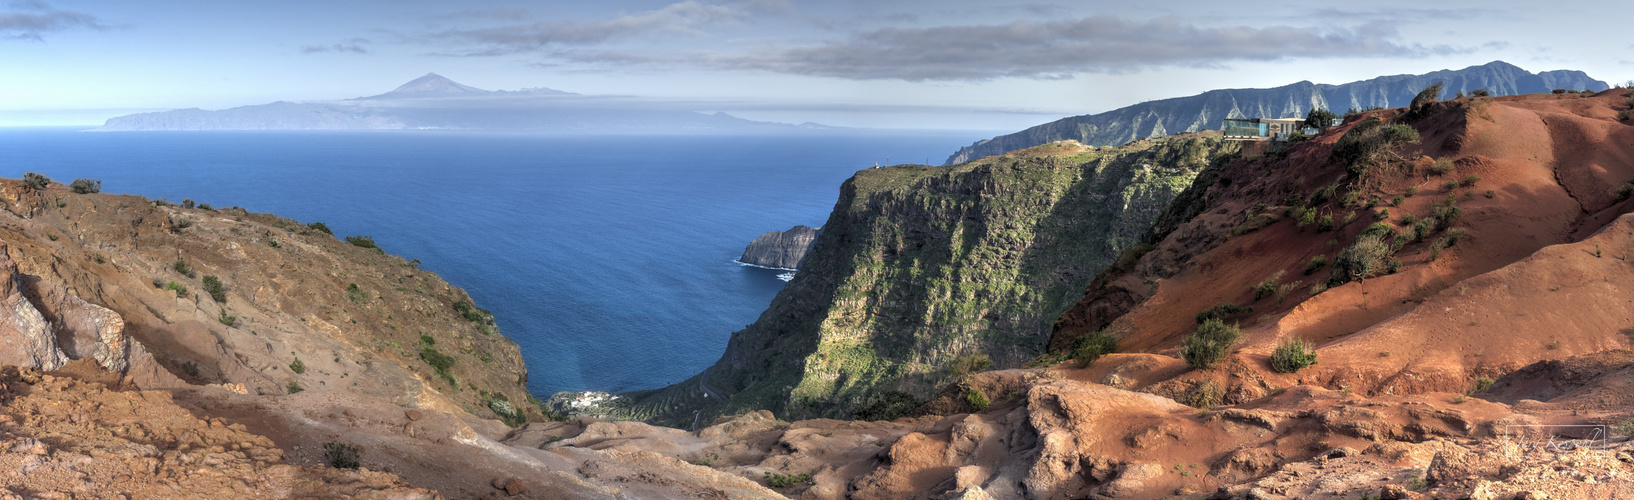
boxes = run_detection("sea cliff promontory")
[737,225,820,270]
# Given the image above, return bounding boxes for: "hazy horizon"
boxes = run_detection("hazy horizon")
[5,0,1631,129]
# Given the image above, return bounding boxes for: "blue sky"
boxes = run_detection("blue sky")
[3,0,1631,128]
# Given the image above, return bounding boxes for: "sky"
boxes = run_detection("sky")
[2,0,1632,129]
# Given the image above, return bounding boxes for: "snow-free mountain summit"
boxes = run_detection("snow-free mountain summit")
[97,74,830,132]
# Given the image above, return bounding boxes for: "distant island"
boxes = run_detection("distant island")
[97,73,841,133]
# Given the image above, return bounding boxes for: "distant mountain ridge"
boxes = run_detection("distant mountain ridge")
[945,61,1608,165]
[98,74,830,132]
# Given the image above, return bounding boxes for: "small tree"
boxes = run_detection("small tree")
[22,172,50,190]
[1182,318,1241,369]
[1410,81,1446,117]
[68,178,101,194]
[1303,108,1338,129]
[202,274,227,302]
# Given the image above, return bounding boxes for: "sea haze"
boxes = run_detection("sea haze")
[0,128,989,396]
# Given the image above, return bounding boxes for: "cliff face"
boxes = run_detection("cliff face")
[737,225,820,270]
[945,61,1609,164]
[610,135,1241,425]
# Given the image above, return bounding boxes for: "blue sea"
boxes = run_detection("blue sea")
[0,128,988,396]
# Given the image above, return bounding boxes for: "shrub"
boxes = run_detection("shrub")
[307,221,333,235]
[1304,255,1329,275]
[217,308,236,327]
[1472,376,1495,393]
[1390,195,1404,206]
[1410,82,1446,117]
[1269,339,1318,373]
[68,178,100,194]
[172,217,193,229]
[1430,159,1455,176]
[1412,219,1434,242]
[1405,186,1420,197]
[1375,208,1389,221]
[764,472,812,489]
[1252,272,1284,301]
[1402,213,1418,225]
[1617,181,1634,200]
[286,381,304,394]
[1182,319,1241,369]
[346,283,367,303]
[1274,280,1303,304]
[1431,202,1461,231]
[1551,88,1569,94]
[452,300,491,323]
[1297,209,1316,230]
[180,198,195,209]
[854,391,925,421]
[1484,190,1495,199]
[1330,119,1420,189]
[1316,214,1335,232]
[419,346,457,385]
[322,442,360,469]
[345,235,377,249]
[1442,180,1459,192]
[1461,175,1481,187]
[165,281,187,297]
[1615,419,1634,437]
[1072,330,1119,367]
[1179,380,1223,408]
[289,358,306,374]
[1196,303,1252,323]
[964,387,990,411]
[1329,234,1391,286]
[949,353,993,379]
[488,399,526,427]
[201,274,227,302]
[1312,184,1338,206]
[22,172,50,190]
[1303,108,1338,129]
[1471,89,1490,97]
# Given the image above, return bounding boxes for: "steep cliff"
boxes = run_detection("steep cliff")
[606,134,1241,425]
[946,61,1609,164]
[737,225,820,270]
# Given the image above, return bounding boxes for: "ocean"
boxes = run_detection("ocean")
[0,128,989,396]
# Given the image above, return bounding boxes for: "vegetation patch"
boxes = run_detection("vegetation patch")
[307,221,333,235]
[1269,339,1318,373]
[1182,319,1240,369]
[1179,380,1222,409]
[201,274,227,302]
[1072,330,1119,367]
[419,346,457,386]
[853,390,925,421]
[764,471,812,489]
[322,442,360,469]
[68,178,100,194]
[1196,303,1252,323]
[172,259,195,278]
[1329,234,1392,286]
[289,358,305,374]
[964,387,990,411]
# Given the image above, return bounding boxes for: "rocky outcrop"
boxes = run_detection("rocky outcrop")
[945,61,1609,164]
[610,135,1241,425]
[0,242,136,374]
[737,225,819,270]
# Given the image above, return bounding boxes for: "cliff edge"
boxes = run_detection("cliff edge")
[737,225,820,270]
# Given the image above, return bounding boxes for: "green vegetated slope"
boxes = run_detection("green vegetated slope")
[618,134,1241,426]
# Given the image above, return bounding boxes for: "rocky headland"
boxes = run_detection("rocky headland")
[738,225,820,270]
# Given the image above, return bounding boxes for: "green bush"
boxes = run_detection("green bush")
[1304,255,1329,275]
[1252,274,1281,301]
[1297,209,1316,230]
[1330,119,1421,180]
[1462,175,1481,187]
[217,309,236,327]
[180,199,195,209]
[1409,82,1446,117]
[1405,185,1420,196]
[1329,234,1392,286]
[289,358,306,374]
[964,387,990,411]
[419,346,457,386]
[949,353,993,379]
[165,281,187,298]
[452,300,492,323]
[173,259,195,278]
[322,442,359,469]
[346,283,367,303]
[1072,330,1119,367]
[345,235,377,249]
[854,391,925,421]
[1471,89,1491,97]
[1182,319,1240,369]
[1616,181,1633,200]
[1316,214,1335,232]
[22,172,50,190]
[1195,303,1252,323]
[307,221,333,235]
[286,381,304,394]
[1269,339,1318,373]
[1391,195,1404,206]
[202,275,227,302]
[764,472,812,489]
[68,178,100,194]
[488,399,526,427]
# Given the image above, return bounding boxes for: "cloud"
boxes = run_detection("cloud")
[302,39,371,54]
[649,16,1464,81]
[433,8,532,22]
[431,1,750,54]
[0,1,104,40]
